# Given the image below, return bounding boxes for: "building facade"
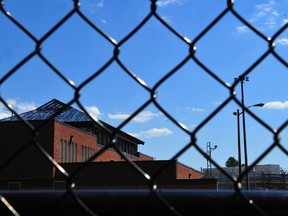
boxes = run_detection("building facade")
[0,99,215,190]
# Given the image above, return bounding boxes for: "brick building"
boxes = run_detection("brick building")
[0,99,216,190]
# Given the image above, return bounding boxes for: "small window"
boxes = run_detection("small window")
[64,140,67,162]
[68,141,71,162]
[60,139,63,163]
[81,145,84,162]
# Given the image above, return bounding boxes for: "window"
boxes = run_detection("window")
[60,139,63,162]
[71,142,74,162]
[60,139,78,163]
[64,140,67,162]
[98,132,102,145]
[73,143,77,162]
[133,146,136,155]
[75,144,77,162]
[68,141,71,162]
[81,145,84,162]
[128,144,131,155]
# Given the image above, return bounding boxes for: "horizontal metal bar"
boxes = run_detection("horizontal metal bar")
[1,189,288,215]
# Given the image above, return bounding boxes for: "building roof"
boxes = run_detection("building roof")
[0,99,144,144]
[1,99,91,122]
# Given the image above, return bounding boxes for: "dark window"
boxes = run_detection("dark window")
[60,139,63,162]
[64,140,67,162]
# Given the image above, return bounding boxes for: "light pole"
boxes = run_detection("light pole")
[206,142,217,176]
[233,109,242,178]
[233,103,264,189]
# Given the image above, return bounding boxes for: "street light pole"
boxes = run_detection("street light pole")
[240,77,250,189]
[233,109,242,178]
[233,102,264,190]
[235,76,265,189]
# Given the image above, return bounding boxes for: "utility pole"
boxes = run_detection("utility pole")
[206,142,217,176]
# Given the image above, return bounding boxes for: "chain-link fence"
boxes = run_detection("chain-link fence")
[0,0,288,215]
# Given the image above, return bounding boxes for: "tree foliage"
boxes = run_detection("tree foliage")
[225,156,239,167]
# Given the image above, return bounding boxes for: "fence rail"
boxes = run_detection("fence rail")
[1,189,288,216]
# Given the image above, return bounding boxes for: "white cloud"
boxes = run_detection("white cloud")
[282,19,288,25]
[263,101,288,109]
[276,38,288,45]
[235,25,249,34]
[108,113,129,120]
[0,107,11,119]
[264,17,277,27]
[13,101,36,113]
[254,0,277,17]
[108,110,161,123]
[100,19,106,24]
[191,107,204,112]
[250,0,279,28]
[185,107,205,112]
[83,0,103,15]
[160,16,172,23]
[97,0,104,8]
[85,106,102,120]
[131,127,173,139]
[156,0,184,7]
[0,99,36,119]
[4,99,36,113]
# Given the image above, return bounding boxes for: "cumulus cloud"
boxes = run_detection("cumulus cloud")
[131,127,173,139]
[108,110,161,123]
[0,99,36,119]
[85,106,102,120]
[263,101,288,109]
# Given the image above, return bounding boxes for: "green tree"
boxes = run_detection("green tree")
[225,156,239,167]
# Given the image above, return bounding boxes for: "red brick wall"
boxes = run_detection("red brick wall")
[53,121,97,162]
[95,145,123,161]
[176,162,204,179]
[138,152,154,161]
[53,122,144,163]
[95,145,141,162]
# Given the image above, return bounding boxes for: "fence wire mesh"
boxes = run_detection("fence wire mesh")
[0,0,288,215]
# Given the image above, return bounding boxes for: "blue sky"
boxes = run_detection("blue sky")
[0,0,288,171]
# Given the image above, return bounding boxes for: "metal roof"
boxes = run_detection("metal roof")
[0,99,91,122]
[0,99,144,144]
